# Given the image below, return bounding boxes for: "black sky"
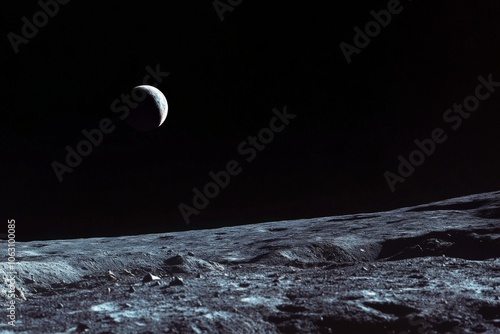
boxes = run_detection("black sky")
[2,0,500,240]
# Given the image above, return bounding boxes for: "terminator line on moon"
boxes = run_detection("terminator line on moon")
[126,85,169,131]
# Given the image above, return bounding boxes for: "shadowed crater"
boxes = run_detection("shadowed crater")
[378,228,500,260]
[363,302,420,317]
[478,304,500,320]
[474,201,500,219]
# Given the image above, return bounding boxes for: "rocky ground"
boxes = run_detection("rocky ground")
[1,191,500,333]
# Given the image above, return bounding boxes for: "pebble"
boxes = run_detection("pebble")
[107,271,117,280]
[123,269,135,276]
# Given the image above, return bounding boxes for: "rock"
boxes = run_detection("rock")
[75,323,89,333]
[142,273,161,283]
[169,276,184,286]
[187,251,195,256]
[25,277,36,284]
[165,255,185,266]
[128,286,136,293]
[15,287,26,301]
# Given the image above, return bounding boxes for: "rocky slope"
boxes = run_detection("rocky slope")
[1,191,499,333]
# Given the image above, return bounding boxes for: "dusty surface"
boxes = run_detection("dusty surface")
[1,191,500,333]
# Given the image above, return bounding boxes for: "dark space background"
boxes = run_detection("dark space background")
[1,1,500,241]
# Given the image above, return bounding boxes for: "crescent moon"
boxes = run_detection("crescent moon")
[126,85,168,131]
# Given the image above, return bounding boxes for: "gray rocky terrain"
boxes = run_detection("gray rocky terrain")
[1,191,499,333]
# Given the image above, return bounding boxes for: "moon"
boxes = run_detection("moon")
[126,85,168,131]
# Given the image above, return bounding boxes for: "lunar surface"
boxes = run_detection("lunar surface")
[126,85,168,131]
[1,191,500,333]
